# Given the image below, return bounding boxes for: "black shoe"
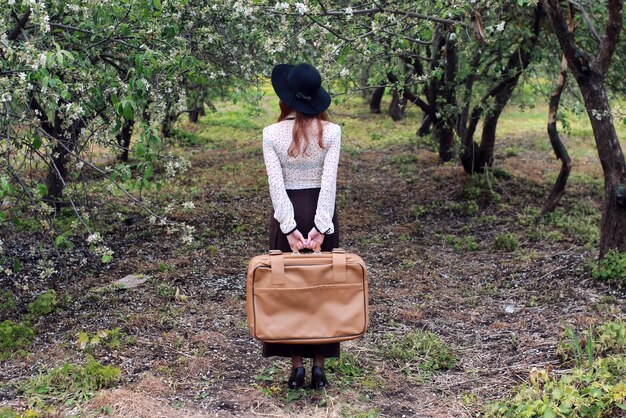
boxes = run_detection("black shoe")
[287,367,305,389]
[311,365,328,389]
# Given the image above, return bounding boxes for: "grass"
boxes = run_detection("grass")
[487,320,626,417]
[75,327,135,351]
[27,289,58,316]
[443,234,480,252]
[591,249,626,286]
[0,289,15,314]
[15,356,121,408]
[379,330,457,382]
[493,233,519,252]
[0,320,35,360]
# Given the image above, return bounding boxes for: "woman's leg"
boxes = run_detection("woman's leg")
[313,352,324,367]
[288,352,305,389]
[291,355,303,368]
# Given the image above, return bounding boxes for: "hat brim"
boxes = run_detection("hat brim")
[271,64,331,116]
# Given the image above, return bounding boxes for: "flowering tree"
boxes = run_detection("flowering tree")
[1,0,271,262]
[261,1,548,168]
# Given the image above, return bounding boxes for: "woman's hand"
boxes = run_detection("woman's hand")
[286,230,308,251]
[306,228,324,251]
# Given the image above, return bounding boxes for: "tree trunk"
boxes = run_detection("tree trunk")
[437,33,458,163]
[477,112,500,168]
[370,86,385,113]
[417,114,432,137]
[389,89,406,121]
[542,0,625,255]
[540,55,572,216]
[541,5,574,217]
[583,76,626,255]
[43,119,83,207]
[116,120,134,162]
[360,66,372,103]
[433,124,455,163]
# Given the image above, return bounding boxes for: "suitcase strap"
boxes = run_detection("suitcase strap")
[269,248,348,285]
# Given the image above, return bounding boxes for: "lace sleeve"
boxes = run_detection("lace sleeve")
[314,124,341,235]
[263,127,297,234]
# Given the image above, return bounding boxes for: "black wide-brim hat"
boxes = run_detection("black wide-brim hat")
[271,63,331,116]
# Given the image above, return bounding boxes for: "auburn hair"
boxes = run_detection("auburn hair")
[278,100,331,157]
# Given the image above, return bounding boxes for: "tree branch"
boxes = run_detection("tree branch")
[8,10,31,41]
[594,0,623,74]
[541,0,592,76]
[568,0,601,44]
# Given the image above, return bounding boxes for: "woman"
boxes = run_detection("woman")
[261,63,342,390]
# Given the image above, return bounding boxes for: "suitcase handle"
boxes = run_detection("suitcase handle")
[269,248,347,285]
[290,243,322,254]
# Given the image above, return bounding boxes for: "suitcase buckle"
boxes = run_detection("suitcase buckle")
[269,250,283,255]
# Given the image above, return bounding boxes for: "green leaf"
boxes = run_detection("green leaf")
[134,142,145,157]
[54,235,65,247]
[12,258,21,272]
[32,135,42,150]
[143,164,153,179]
[37,183,48,197]
[543,406,556,418]
[123,102,134,121]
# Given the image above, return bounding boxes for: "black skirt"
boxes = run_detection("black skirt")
[263,187,340,358]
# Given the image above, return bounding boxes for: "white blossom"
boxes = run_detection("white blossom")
[182,201,195,209]
[495,21,505,32]
[87,232,102,244]
[274,2,289,11]
[294,2,308,15]
[298,37,307,46]
[340,68,350,77]
[181,225,195,244]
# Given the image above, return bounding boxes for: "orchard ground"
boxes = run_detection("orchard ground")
[1,88,625,417]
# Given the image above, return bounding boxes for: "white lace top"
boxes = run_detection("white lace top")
[262,114,341,235]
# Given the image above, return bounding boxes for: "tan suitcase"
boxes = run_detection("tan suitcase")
[246,248,369,344]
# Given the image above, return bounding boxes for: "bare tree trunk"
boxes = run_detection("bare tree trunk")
[389,89,406,121]
[586,75,626,255]
[433,124,454,162]
[417,114,432,137]
[540,4,574,217]
[359,65,372,103]
[116,120,134,162]
[370,86,385,113]
[44,119,83,207]
[188,87,201,123]
[542,0,626,256]
[188,109,199,123]
[541,63,572,216]
[437,33,458,162]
